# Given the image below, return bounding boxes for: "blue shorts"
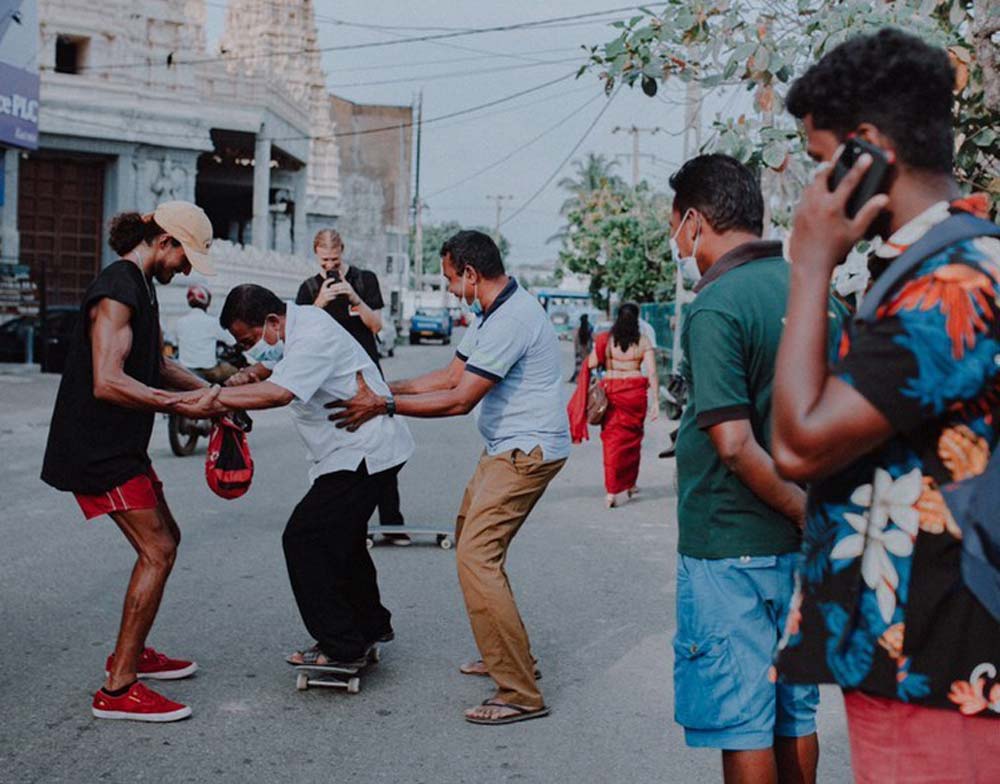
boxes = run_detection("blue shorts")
[673,553,819,751]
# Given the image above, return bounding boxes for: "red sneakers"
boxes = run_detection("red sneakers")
[105,646,198,680]
[91,682,192,722]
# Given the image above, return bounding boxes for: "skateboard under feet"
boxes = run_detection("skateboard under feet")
[366,525,454,550]
[294,644,380,694]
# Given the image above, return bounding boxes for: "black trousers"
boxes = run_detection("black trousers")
[374,466,404,526]
[282,462,399,659]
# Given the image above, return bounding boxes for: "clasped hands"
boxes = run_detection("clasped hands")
[167,385,227,418]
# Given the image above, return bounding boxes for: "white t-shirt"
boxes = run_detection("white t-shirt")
[268,303,414,483]
[176,309,228,369]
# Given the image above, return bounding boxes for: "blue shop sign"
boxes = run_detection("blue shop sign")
[0,1,39,151]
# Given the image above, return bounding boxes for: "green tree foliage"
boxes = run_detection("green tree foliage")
[558,178,675,310]
[583,0,999,220]
[413,221,511,276]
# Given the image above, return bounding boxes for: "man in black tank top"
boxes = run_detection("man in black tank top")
[42,201,219,723]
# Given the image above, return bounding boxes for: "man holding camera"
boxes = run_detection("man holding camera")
[291,230,408,543]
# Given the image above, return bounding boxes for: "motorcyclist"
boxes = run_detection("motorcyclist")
[175,285,236,383]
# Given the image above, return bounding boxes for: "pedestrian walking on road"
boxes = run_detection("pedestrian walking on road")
[41,202,218,722]
[668,155,821,782]
[177,283,415,671]
[327,230,569,725]
[772,30,1000,780]
[569,303,658,508]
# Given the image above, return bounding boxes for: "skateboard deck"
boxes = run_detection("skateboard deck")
[366,526,454,549]
[294,644,380,694]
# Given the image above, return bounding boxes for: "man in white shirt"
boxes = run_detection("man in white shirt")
[174,285,234,383]
[177,283,414,667]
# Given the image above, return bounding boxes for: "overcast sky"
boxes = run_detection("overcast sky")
[205,2,740,267]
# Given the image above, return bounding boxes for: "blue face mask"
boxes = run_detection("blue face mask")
[245,320,284,366]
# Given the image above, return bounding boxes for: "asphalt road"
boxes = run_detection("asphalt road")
[0,336,853,783]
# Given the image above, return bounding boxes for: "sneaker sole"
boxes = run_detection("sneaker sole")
[105,663,198,681]
[92,705,192,722]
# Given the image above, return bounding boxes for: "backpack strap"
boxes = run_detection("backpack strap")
[856,212,1000,324]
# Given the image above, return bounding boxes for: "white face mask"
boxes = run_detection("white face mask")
[671,209,702,285]
[459,272,483,317]
[245,319,284,366]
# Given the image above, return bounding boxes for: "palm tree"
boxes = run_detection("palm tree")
[557,153,625,215]
[548,154,626,244]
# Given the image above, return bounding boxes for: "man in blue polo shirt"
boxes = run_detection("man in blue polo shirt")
[328,229,569,725]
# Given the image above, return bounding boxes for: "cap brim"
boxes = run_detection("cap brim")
[185,246,216,276]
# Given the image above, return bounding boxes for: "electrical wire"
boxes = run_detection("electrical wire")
[76,5,661,73]
[269,71,577,143]
[425,91,606,200]
[327,55,582,89]
[325,47,582,73]
[500,87,621,227]
[39,71,578,145]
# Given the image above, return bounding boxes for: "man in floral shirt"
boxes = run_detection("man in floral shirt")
[771,29,1000,782]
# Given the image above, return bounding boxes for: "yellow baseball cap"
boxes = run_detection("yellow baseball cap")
[153,201,216,276]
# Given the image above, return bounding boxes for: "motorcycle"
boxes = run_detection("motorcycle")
[164,341,248,456]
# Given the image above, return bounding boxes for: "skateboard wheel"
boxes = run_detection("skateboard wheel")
[438,536,453,550]
[296,673,309,691]
[366,537,374,550]
[347,677,360,694]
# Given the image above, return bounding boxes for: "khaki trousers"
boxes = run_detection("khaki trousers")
[455,446,566,708]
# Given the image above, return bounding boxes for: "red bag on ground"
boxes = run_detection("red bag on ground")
[205,415,253,499]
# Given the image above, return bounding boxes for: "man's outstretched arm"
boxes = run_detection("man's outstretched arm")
[388,355,467,395]
[327,370,494,431]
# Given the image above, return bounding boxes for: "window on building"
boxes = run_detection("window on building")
[55,35,89,75]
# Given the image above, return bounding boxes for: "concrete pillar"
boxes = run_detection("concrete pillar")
[293,164,308,257]
[2,148,20,263]
[252,130,271,250]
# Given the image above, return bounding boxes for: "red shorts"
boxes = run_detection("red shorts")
[73,466,165,520]
[844,690,1000,783]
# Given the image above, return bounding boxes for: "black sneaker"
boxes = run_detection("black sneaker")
[370,626,394,643]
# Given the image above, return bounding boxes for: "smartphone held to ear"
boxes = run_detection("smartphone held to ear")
[829,138,892,218]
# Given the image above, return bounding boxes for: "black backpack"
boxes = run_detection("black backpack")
[855,212,1000,622]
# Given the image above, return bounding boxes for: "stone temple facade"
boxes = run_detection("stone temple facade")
[1,0,412,334]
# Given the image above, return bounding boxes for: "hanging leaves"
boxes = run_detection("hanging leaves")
[581,0,999,216]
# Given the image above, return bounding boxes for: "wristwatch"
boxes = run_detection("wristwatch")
[384,394,396,417]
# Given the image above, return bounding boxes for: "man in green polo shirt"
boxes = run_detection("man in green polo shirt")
[669,155,821,784]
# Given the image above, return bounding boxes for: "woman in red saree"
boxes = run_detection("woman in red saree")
[567,304,658,507]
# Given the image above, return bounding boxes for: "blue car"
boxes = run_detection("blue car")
[409,307,452,345]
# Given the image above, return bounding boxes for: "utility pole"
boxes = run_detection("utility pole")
[411,91,424,294]
[486,194,514,245]
[611,126,663,186]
